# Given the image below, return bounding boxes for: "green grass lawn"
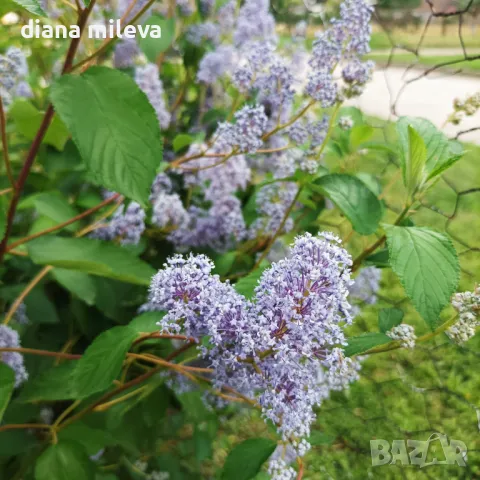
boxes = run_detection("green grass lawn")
[370,27,480,50]
[210,117,480,479]
[366,52,480,75]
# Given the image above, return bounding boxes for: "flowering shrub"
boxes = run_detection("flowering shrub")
[0,0,478,479]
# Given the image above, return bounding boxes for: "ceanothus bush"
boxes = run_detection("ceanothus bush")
[0,0,478,478]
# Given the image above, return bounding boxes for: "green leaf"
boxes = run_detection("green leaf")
[397,117,463,185]
[50,67,163,205]
[365,248,389,268]
[138,15,175,63]
[52,269,97,306]
[213,251,237,276]
[0,363,15,422]
[33,192,79,232]
[222,438,277,480]
[385,226,459,329]
[378,308,404,333]
[9,100,69,150]
[350,125,374,150]
[18,363,78,403]
[313,174,383,235]
[234,266,267,299]
[406,126,427,196]
[12,0,46,16]
[58,423,117,456]
[74,326,137,398]
[28,236,155,286]
[344,333,392,357]
[23,287,60,324]
[35,441,95,480]
[173,133,195,152]
[129,311,164,333]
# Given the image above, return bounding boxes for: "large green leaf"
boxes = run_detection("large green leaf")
[51,269,97,306]
[58,423,117,456]
[50,67,163,205]
[0,363,15,422]
[35,441,95,480]
[344,333,392,357]
[313,174,383,235]
[18,363,78,403]
[397,117,463,186]
[9,100,69,151]
[73,326,137,398]
[385,226,459,329]
[405,126,427,197]
[33,192,79,232]
[221,438,277,480]
[28,236,155,286]
[12,0,46,16]
[138,15,176,63]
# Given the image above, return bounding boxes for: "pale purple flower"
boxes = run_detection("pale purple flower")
[0,325,28,388]
[197,46,237,84]
[135,63,171,130]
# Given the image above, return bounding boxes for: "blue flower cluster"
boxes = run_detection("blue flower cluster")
[0,325,28,388]
[148,233,359,468]
[0,47,32,107]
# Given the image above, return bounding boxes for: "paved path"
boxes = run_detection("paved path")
[348,66,480,144]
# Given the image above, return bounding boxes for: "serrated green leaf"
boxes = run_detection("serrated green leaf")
[405,126,427,196]
[50,67,163,205]
[28,236,155,286]
[313,174,383,235]
[234,267,267,299]
[385,226,459,329]
[397,117,463,186]
[12,0,46,16]
[222,438,277,480]
[52,269,97,306]
[33,192,79,232]
[0,363,15,422]
[35,441,95,480]
[378,308,404,333]
[18,362,78,403]
[138,16,175,63]
[74,326,137,398]
[344,333,392,357]
[9,100,69,151]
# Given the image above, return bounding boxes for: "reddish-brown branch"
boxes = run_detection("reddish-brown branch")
[0,2,97,263]
[5,193,120,252]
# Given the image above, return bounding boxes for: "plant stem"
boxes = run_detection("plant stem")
[6,193,120,252]
[3,267,53,325]
[0,2,97,263]
[361,314,459,355]
[351,203,412,272]
[0,424,50,434]
[0,347,81,360]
